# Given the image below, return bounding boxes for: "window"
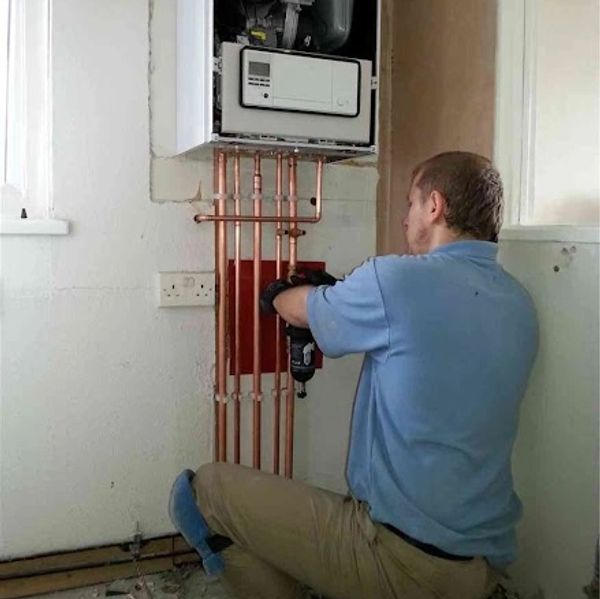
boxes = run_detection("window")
[0,0,51,220]
[495,0,599,234]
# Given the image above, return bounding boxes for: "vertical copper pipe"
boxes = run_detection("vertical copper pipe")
[216,151,228,462]
[315,158,324,220]
[287,156,299,275]
[284,155,298,478]
[273,153,284,474]
[252,152,263,470]
[233,151,242,464]
[213,152,220,462]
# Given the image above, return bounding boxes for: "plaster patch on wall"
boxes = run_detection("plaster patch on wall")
[151,157,209,203]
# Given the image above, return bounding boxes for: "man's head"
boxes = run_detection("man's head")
[403,151,504,255]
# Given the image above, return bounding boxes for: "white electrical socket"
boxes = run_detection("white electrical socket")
[157,272,215,307]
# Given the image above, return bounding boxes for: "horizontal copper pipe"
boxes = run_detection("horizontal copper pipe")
[194,158,323,224]
[194,212,321,224]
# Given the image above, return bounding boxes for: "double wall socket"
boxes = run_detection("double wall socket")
[157,272,215,307]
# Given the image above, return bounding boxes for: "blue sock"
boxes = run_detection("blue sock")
[168,469,226,576]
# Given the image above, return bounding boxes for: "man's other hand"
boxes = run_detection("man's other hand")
[290,268,338,288]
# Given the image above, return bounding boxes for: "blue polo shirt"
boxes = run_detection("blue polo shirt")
[306,241,538,566]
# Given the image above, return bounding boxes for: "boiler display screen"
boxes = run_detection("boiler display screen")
[248,61,270,78]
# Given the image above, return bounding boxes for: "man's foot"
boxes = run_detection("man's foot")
[169,469,226,576]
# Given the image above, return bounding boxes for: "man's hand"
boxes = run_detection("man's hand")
[260,279,293,315]
[260,269,337,316]
[273,286,312,328]
[260,268,337,327]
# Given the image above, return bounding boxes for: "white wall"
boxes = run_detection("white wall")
[499,241,599,599]
[494,1,600,595]
[0,0,377,559]
[0,0,214,558]
[532,0,599,225]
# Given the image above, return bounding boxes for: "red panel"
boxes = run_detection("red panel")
[228,260,325,376]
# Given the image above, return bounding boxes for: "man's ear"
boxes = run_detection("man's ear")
[428,190,447,223]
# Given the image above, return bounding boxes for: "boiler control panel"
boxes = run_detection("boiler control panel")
[240,47,360,117]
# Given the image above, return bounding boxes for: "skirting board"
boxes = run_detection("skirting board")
[0,536,199,599]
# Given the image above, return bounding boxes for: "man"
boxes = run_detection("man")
[185,151,539,599]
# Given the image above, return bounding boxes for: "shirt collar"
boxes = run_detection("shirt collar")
[429,240,498,260]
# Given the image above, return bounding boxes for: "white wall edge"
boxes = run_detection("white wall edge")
[493,0,526,226]
[0,218,70,236]
[499,225,600,243]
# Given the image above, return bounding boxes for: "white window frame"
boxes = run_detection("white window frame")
[494,0,599,244]
[0,0,67,235]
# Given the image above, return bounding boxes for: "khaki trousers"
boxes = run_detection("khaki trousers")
[193,463,499,599]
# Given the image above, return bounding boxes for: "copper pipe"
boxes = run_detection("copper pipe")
[213,151,220,462]
[216,150,228,462]
[206,152,325,474]
[284,155,298,478]
[272,153,284,475]
[233,151,242,464]
[288,156,299,276]
[194,187,322,224]
[195,156,324,225]
[252,152,263,470]
[195,211,321,224]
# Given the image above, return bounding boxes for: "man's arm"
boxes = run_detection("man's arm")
[265,259,389,360]
[272,285,312,328]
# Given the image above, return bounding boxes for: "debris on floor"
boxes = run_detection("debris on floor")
[487,585,523,599]
[17,565,535,599]
[30,564,232,599]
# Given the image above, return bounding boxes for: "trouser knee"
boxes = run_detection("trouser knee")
[193,461,228,507]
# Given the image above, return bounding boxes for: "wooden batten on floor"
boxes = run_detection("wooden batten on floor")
[0,536,198,599]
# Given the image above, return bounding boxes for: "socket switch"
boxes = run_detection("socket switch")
[158,272,215,307]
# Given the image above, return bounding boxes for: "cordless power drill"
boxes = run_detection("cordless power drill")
[260,268,337,398]
[286,325,316,398]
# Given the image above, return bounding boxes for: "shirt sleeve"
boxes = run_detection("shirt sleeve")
[306,258,390,359]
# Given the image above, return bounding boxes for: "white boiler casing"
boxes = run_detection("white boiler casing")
[176,0,379,159]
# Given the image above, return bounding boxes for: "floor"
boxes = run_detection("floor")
[28,563,525,599]
[32,565,232,599]
[29,564,322,599]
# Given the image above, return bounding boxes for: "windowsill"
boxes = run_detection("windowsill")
[499,225,599,244]
[0,218,70,236]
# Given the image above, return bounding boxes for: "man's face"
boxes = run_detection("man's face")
[403,177,433,255]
